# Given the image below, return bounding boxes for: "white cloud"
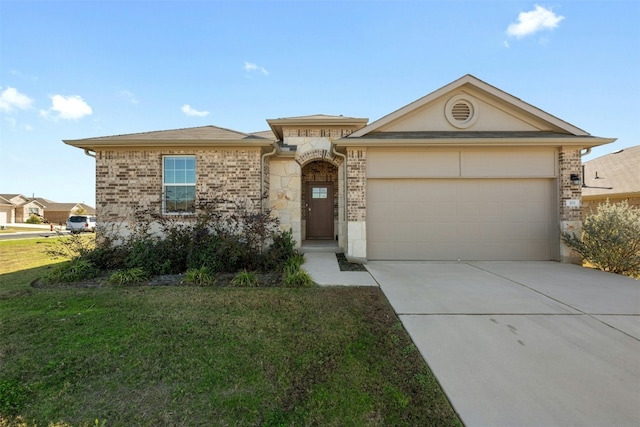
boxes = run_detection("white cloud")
[0,87,33,112]
[41,94,92,120]
[118,89,138,104]
[181,104,209,117]
[507,5,564,38]
[243,61,269,76]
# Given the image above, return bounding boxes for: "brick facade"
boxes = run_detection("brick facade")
[558,148,583,222]
[347,148,367,222]
[558,147,583,263]
[96,148,262,223]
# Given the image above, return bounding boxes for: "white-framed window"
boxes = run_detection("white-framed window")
[29,207,39,214]
[163,155,196,214]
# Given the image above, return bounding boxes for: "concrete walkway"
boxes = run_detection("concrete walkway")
[367,261,640,427]
[302,252,377,286]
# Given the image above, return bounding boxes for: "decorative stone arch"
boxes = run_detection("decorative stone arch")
[295,149,343,167]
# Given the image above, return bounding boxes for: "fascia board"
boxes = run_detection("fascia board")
[63,139,274,150]
[334,137,616,148]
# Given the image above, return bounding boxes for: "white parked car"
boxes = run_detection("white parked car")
[66,215,97,233]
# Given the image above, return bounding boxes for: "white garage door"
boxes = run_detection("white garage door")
[367,179,557,261]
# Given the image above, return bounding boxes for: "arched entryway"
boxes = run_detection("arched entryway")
[301,161,339,240]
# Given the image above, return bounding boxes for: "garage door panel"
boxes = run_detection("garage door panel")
[367,179,555,261]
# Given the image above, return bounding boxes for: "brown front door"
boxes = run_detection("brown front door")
[306,182,334,239]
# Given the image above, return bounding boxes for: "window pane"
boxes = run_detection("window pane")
[312,187,327,199]
[165,185,196,213]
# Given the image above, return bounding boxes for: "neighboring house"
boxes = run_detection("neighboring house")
[0,194,95,225]
[31,198,96,225]
[0,194,45,223]
[0,195,16,225]
[581,145,640,217]
[64,75,615,263]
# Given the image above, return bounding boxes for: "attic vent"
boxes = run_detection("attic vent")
[452,102,471,121]
[445,95,479,129]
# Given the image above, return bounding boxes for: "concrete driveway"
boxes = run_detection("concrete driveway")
[366,261,640,427]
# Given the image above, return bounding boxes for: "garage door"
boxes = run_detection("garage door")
[367,179,556,261]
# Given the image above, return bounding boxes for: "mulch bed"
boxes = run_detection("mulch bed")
[335,253,368,272]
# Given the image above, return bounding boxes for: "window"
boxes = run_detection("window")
[29,207,39,214]
[163,155,196,213]
[312,187,328,199]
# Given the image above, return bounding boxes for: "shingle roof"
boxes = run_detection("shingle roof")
[582,145,640,197]
[69,125,261,141]
[250,129,277,140]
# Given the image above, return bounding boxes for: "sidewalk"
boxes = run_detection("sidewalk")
[302,252,378,286]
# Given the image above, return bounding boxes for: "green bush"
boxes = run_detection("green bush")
[66,194,300,279]
[25,214,42,224]
[108,267,149,285]
[184,266,215,286]
[563,200,640,276]
[262,229,297,271]
[231,270,259,287]
[283,268,314,288]
[42,259,100,284]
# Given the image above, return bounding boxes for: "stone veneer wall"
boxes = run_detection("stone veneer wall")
[558,148,583,264]
[346,148,367,258]
[268,158,302,245]
[96,148,262,233]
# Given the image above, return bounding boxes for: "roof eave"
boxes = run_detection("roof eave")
[63,139,275,150]
[334,137,616,148]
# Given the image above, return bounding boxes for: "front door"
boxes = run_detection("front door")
[306,182,334,239]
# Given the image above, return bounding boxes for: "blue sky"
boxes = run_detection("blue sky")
[1,0,638,207]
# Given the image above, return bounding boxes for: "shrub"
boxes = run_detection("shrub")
[283,253,305,274]
[231,270,259,287]
[184,266,215,286]
[108,267,149,285]
[563,200,640,276]
[46,232,96,260]
[283,268,314,288]
[25,214,42,224]
[262,229,298,271]
[42,259,100,284]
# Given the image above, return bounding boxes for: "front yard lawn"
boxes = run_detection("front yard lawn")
[0,239,461,426]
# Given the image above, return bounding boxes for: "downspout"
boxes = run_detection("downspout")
[84,149,96,158]
[580,148,591,157]
[260,144,278,212]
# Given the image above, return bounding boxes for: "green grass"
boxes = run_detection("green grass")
[0,227,50,234]
[0,239,461,427]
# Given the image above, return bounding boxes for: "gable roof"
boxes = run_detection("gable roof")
[582,145,640,199]
[64,125,274,150]
[334,74,615,149]
[350,74,589,138]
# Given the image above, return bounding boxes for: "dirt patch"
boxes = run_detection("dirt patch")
[336,253,368,272]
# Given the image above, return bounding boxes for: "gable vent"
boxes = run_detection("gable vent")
[445,95,479,129]
[452,102,471,121]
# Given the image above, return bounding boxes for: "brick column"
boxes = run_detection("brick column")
[558,148,582,264]
[346,148,367,259]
